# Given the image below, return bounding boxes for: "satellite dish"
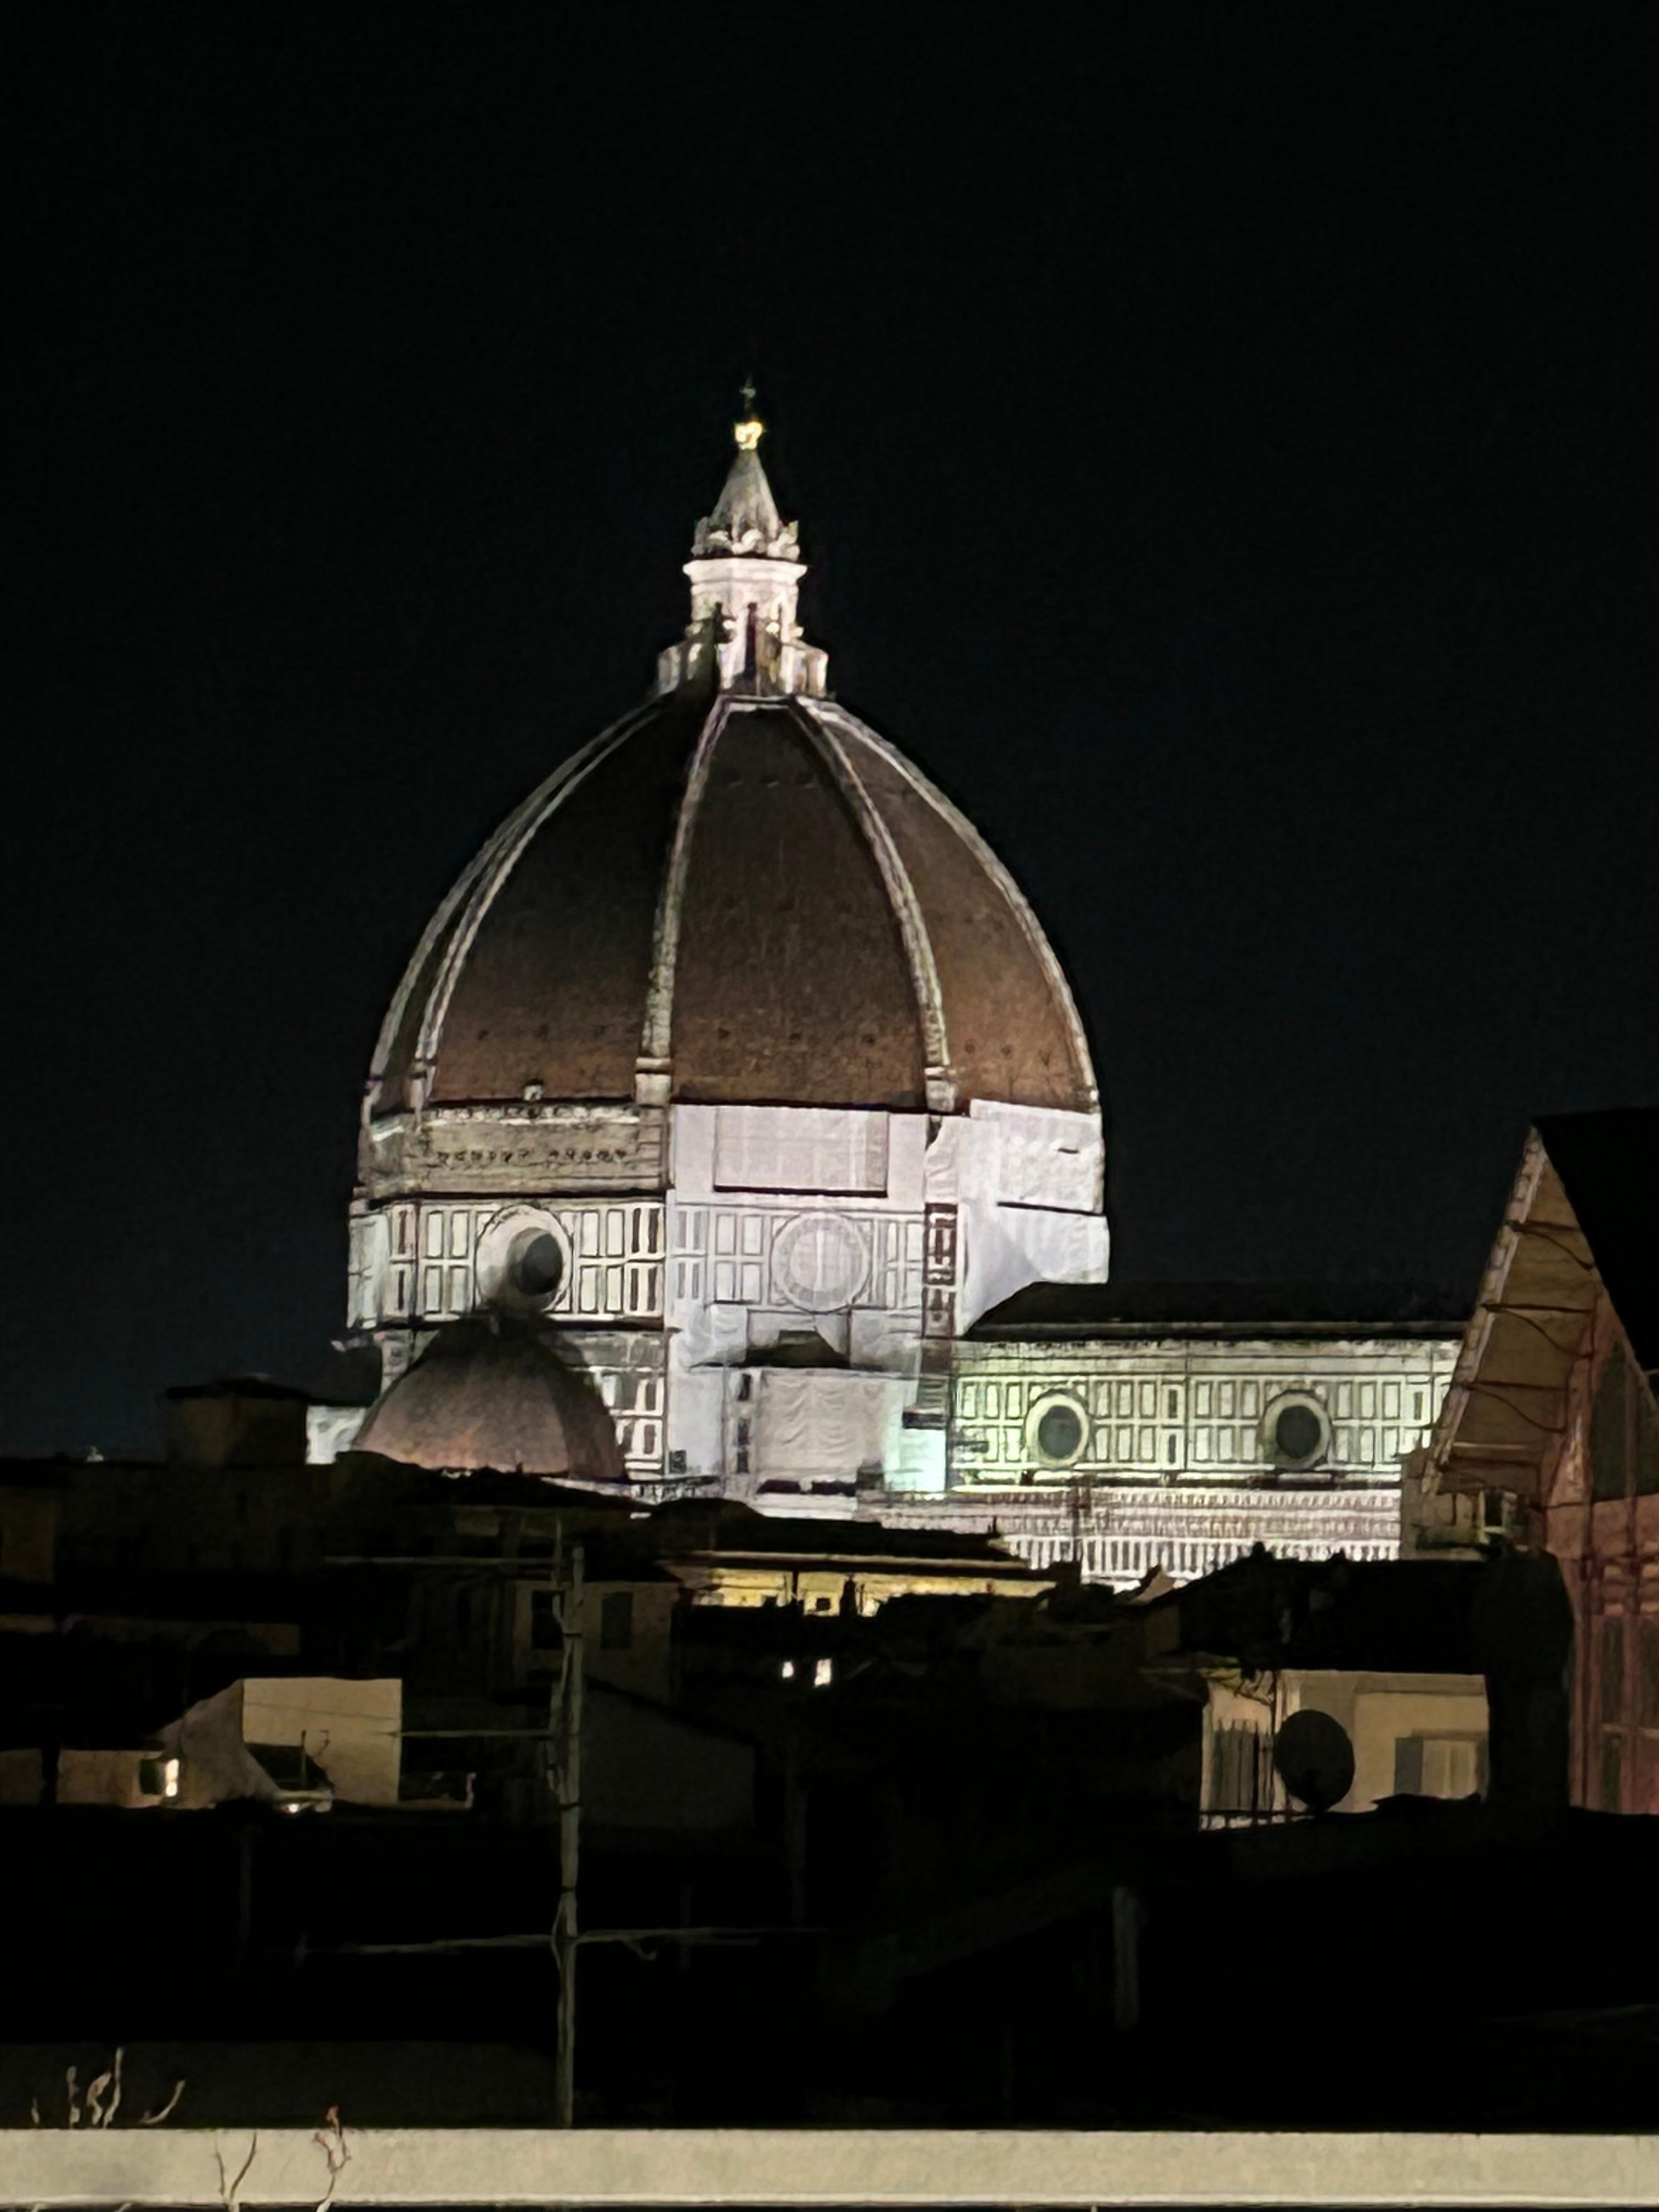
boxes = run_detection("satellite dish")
[1273,1709,1355,1813]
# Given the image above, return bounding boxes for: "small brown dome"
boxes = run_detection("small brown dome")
[354,1321,625,1482]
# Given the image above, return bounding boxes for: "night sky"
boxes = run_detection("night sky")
[10,12,1657,1456]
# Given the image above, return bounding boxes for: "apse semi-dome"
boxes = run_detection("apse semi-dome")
[354,1319,625,1482]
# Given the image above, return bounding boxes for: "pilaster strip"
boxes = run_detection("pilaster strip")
[411,701,669,1103]
[812,700,1099,1114]
[793,698,953,1104]
[636,697,730,1071]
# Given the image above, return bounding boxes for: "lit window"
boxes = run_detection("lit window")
[780,1659,796,1680]
[139,1754,182,1802]
[1395,1735,1486,1799]
[812,1657,833,1688]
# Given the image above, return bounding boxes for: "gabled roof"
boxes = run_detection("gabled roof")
[972,1280,1470,1340]
[1534,1108,1659,1372]
[1427,1108,1659,1502]
[641,1495,1034,1569]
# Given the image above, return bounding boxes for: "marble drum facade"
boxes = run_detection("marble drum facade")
[333,403,1459,1583]
[351,1099,1102,1496]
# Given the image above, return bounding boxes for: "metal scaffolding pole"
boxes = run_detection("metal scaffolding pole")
[551,1538,584,2128]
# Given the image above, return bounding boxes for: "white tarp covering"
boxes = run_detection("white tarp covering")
[753,1368,909,1481]
[968,1099,1104,1213]
[713,1105,889,1194]
[957,1200,1109,1334]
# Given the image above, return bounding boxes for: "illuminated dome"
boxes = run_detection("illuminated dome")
[354,1320,625,1482]
[366,415,1095,1125]
[343,398,1109,1505]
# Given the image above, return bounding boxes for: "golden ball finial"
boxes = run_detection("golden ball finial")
[735,376,763,450]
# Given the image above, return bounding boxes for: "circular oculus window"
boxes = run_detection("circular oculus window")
[1026,1391,1089,1469]
[771,1214,870,1313]
[1261,1392,1331,1469]
[476,1207,573,1314]
[508,1228,565,1302]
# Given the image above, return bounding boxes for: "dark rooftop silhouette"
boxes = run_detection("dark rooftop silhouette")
[974,1280,1472,1338]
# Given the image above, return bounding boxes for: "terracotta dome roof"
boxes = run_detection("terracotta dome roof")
[369,691,1096,1120]
[353,1321,626,1482]
[368,408,1096,1126]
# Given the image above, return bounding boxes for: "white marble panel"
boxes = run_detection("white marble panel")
[670,1104,718,1196]
[885,1114,929,1207]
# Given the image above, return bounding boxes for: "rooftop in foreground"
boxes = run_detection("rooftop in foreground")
[4,2123,1654,2207]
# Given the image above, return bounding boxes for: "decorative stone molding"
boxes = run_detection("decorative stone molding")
[360,1103,668,1200]
[874,1480,1405,1589]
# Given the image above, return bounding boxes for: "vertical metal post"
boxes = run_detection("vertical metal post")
[1111,1886,1141,2032]
[236,1820,256,1968]
[783,1739,809,1928]
[553,1541,584,2126]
